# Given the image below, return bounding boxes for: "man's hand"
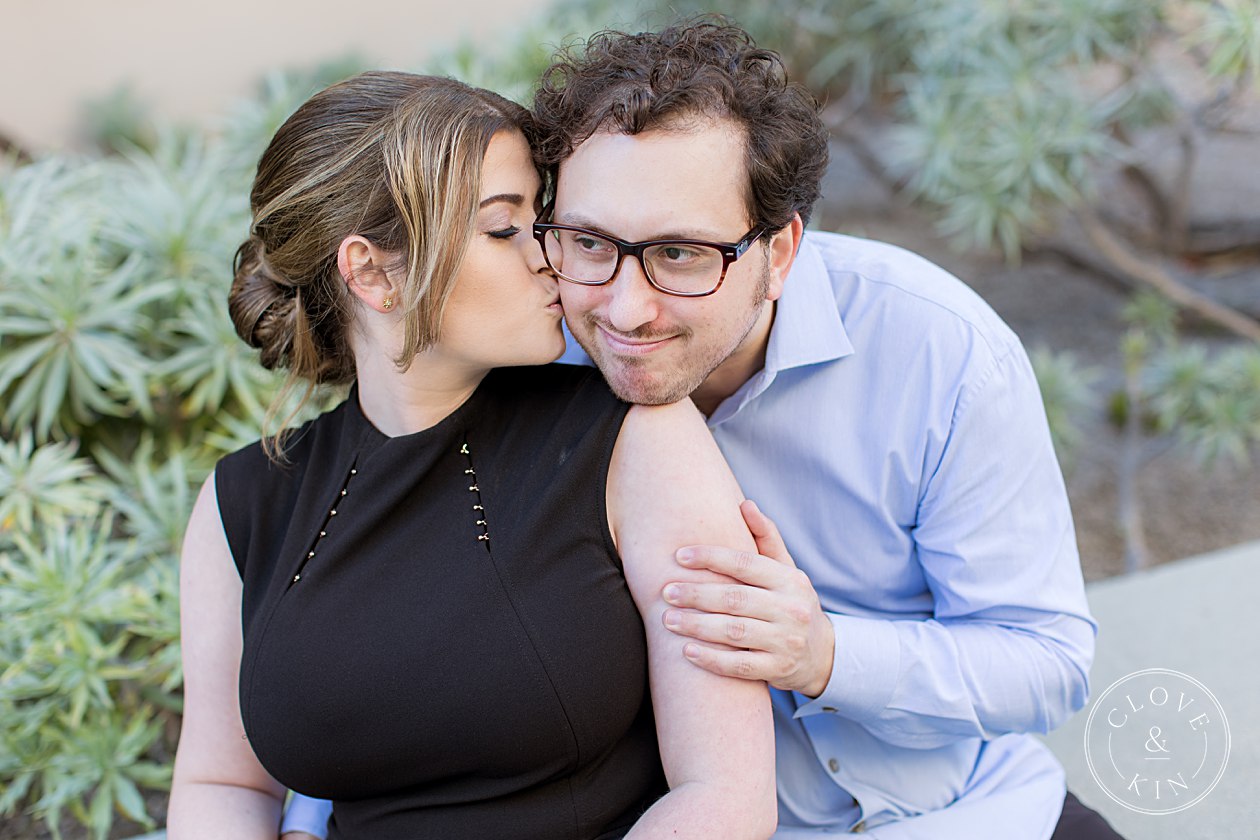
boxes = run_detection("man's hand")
[661,500,836,697]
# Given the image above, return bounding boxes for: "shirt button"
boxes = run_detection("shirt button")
[828,757,840,773]
[850,819,867,833]
[822,706,838,713]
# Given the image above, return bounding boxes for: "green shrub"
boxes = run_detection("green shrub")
[0,67,296,840]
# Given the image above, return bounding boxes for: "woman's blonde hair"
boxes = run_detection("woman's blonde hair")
[229,72,533,452]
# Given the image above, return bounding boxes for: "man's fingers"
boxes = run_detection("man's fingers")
[681,642,782,683]
[675,544,785,586]
[663,608,778,650]
[662,580,776,620]
[740,499,794,567]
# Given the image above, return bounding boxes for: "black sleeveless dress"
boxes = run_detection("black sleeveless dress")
[215,364,667,839]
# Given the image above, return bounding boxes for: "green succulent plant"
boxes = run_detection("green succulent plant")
[0,432,109,534]
[0,250,165,439]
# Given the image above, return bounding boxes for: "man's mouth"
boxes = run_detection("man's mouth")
[596,324,677,357]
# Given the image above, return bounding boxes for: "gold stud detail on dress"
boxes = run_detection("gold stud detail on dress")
[460,438,490,546]
[292,463,357,588]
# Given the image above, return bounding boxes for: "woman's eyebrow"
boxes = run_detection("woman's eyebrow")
[479,193,526,209]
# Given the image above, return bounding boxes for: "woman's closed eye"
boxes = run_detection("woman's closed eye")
[487,225,522,240]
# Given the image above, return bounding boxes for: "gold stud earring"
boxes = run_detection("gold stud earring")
[382,297,394,311]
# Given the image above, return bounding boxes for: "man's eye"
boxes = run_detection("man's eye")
[574,235,610,252]
[489,226,521,239]
[660,245,700,262]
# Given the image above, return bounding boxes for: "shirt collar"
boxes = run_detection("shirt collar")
[763,233,854,374]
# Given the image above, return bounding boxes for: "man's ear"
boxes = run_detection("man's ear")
[764,214,804,303]
[338,235,399,313]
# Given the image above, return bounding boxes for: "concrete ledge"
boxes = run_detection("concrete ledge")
[1040,540,1260,838]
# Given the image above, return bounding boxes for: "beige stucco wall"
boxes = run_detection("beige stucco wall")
[0,0,538,151]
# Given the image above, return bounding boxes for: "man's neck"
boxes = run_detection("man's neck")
[690,302,776,417]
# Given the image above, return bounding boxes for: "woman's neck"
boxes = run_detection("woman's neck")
[354,347,488,438]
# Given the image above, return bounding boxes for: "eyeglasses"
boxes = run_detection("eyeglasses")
[532,216,766,298]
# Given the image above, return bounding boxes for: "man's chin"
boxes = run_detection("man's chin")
[571,330,696,405]
[601,368,695,406]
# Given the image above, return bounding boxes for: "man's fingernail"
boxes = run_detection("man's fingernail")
[663,584,682,603]
[676,548,695,564]
[663,609,681,628]
[683,644,700,660]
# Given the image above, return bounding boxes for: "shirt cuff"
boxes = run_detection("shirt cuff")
[793,612,901,723]
[281,793,333,838]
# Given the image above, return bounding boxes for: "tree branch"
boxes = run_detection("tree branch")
[1118,356,1151,573]
[1166,126,1196,253]
[1075,208,1260,342]
[1185,219,1260,256]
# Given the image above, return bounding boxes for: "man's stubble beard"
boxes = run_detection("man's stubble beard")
[570,261,771,406]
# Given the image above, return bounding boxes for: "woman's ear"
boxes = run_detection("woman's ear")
[338,235,399,313]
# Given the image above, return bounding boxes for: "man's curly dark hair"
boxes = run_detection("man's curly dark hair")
[531,19,830,233]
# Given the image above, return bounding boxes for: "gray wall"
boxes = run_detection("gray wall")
[1,0,536,151]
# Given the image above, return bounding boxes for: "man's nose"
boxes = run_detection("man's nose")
[604,255,661,332]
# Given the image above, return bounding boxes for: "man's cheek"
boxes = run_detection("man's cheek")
[559,289,599,325]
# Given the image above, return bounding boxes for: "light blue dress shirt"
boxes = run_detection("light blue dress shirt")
[685,232,1096,838]
[282,231,1096,839]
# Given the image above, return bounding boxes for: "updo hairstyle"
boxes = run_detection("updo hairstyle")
[230,71,533,390]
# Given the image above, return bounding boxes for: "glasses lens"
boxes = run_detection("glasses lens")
[643,243,724,295]
[543,228,619,285]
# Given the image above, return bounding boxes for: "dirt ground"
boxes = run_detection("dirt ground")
[817,140,1260,582]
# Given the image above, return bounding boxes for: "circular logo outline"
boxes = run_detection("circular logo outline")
[1083,668,1230,815]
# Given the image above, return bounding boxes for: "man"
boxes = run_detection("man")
[283,21,1121,839]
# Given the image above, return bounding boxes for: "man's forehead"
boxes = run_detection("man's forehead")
[553,124,751,238]
[561,120,744,168]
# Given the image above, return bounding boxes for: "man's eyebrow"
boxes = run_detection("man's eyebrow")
[555,212,721,242]
[479,193,526,209]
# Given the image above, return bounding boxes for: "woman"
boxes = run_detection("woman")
[167,72,776,839]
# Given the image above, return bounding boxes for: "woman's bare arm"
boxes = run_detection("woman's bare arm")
[167,474,286,839]
[608,401,777,840]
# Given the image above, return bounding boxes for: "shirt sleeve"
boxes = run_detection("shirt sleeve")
[796,344,1097,749]
[281,793,332,838]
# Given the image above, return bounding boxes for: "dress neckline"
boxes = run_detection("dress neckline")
[344,373,495,454]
